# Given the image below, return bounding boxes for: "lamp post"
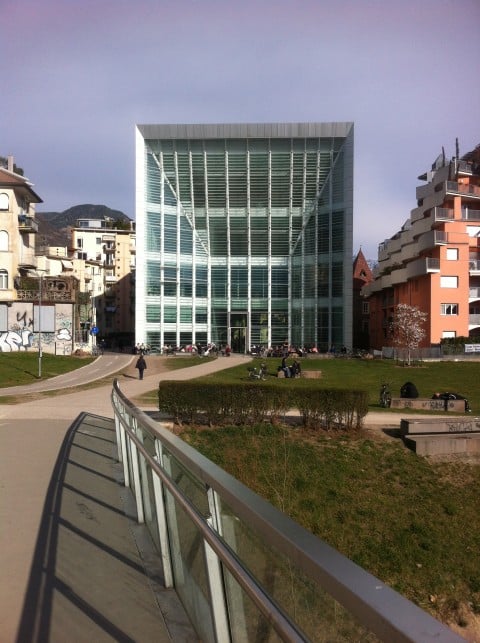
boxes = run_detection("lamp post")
[38,272,43,378]
[35,270,46,378]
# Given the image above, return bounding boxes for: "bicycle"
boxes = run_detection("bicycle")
[379,383,391,408]
[247,364,267,380]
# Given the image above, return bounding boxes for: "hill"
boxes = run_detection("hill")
[35,204,132,249]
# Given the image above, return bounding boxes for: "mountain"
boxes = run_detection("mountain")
[35,204,132,250]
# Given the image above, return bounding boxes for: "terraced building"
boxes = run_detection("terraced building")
[135,122,353,353]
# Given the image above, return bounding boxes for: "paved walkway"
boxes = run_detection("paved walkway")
[0,353,250,643]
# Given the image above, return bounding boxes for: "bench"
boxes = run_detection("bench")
[390,397,466,412]
[400,417,480,456]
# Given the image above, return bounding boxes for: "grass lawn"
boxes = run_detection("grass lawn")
[155,356,480,634]
[0,352,95,387]
[183,422,480,634]
[201,356,480,414]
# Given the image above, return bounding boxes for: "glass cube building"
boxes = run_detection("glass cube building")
[135,122,353,353]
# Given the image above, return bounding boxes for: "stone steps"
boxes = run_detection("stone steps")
[400,417,480,455]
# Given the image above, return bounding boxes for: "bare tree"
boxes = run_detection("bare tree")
[391,303,427,366]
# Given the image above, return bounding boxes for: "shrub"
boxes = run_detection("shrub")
[158,381,368,430]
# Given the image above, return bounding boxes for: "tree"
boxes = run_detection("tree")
[391,303,427,366]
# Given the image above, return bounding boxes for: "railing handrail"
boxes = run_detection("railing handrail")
[111,379,464,642]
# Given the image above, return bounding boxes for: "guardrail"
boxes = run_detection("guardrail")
[111,379,464,642]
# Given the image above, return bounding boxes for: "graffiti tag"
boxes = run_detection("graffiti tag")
[0,329,33,351]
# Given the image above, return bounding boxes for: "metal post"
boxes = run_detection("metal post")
[38,273,42,378]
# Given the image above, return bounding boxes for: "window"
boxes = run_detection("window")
[446,248,458,260]
[440,276,458,288]
[0,193,8,210]
[0,230,8,251]
[441,303,458,315]
[362,301,369,314]
[442,331,456,339]
[163,306,176,323]
[0,269,7,289]
[77,238,83,249]
[195,308,207,323]
[180,307,192,323]
[0,304,7,331]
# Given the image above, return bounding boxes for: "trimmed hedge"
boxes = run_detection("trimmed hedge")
[158,381,368,430]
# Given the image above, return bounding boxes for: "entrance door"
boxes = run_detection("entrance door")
[229,313,248,354]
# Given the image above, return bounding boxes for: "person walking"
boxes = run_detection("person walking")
[135,354,147,380]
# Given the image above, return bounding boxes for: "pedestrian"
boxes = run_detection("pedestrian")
[135,354,147,380]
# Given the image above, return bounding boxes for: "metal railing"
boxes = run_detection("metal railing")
[111,379,464,643]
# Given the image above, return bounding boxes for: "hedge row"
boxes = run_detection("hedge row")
[158,381,369,431]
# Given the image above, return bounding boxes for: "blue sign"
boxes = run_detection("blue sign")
[90,326,99,335]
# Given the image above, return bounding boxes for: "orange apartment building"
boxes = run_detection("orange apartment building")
[363,143,480,351]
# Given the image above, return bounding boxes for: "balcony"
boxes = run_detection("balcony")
[434,207,454,221]
[469,260,480,274]
[461,208,480,221]
[105,275,118,283]
[469,314,480,327]
[469,287,480,301]
[406,257,440,279]
[446,181,480,199]
[457,159,476,176]
[417,230,448,253]
[18,215,39,233]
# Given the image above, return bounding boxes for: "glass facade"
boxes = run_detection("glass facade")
[135,123,353,352]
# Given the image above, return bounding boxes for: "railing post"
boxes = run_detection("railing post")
[153,440,174,588]
[205,487,232,643]
[119,409,130,488]
[113,400,123,463]
[129,417,145,524]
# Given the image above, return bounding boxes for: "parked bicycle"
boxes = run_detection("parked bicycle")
[379,383,391,408]
[248,364,268,380]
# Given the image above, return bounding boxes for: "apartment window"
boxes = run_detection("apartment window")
[0,193,8,210]
[77,238,83,249]
[440,276,458,288]
[441,303,458,315]
[0,304,7,331]
[96,237,101,244]
[362,301,369,314]
[442,331,456,339]
[446,248,458,260]
[0,230,8,251]
[0,269,8,289]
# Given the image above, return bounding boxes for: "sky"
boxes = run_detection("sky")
[1,0,479,260]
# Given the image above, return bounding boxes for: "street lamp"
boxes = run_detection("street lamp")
[38,273,43,378]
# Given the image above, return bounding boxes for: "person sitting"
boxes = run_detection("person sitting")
[281,356,291,377]
[291,359,302,378]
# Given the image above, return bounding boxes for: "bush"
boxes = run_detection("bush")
[158,381,368,430]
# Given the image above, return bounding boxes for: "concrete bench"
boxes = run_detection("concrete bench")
[277,370,321,379]
[400,417,480,437]
[400,417,480,456]
[390,397,466,412]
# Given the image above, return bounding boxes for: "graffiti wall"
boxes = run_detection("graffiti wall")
[0,302,75,353]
